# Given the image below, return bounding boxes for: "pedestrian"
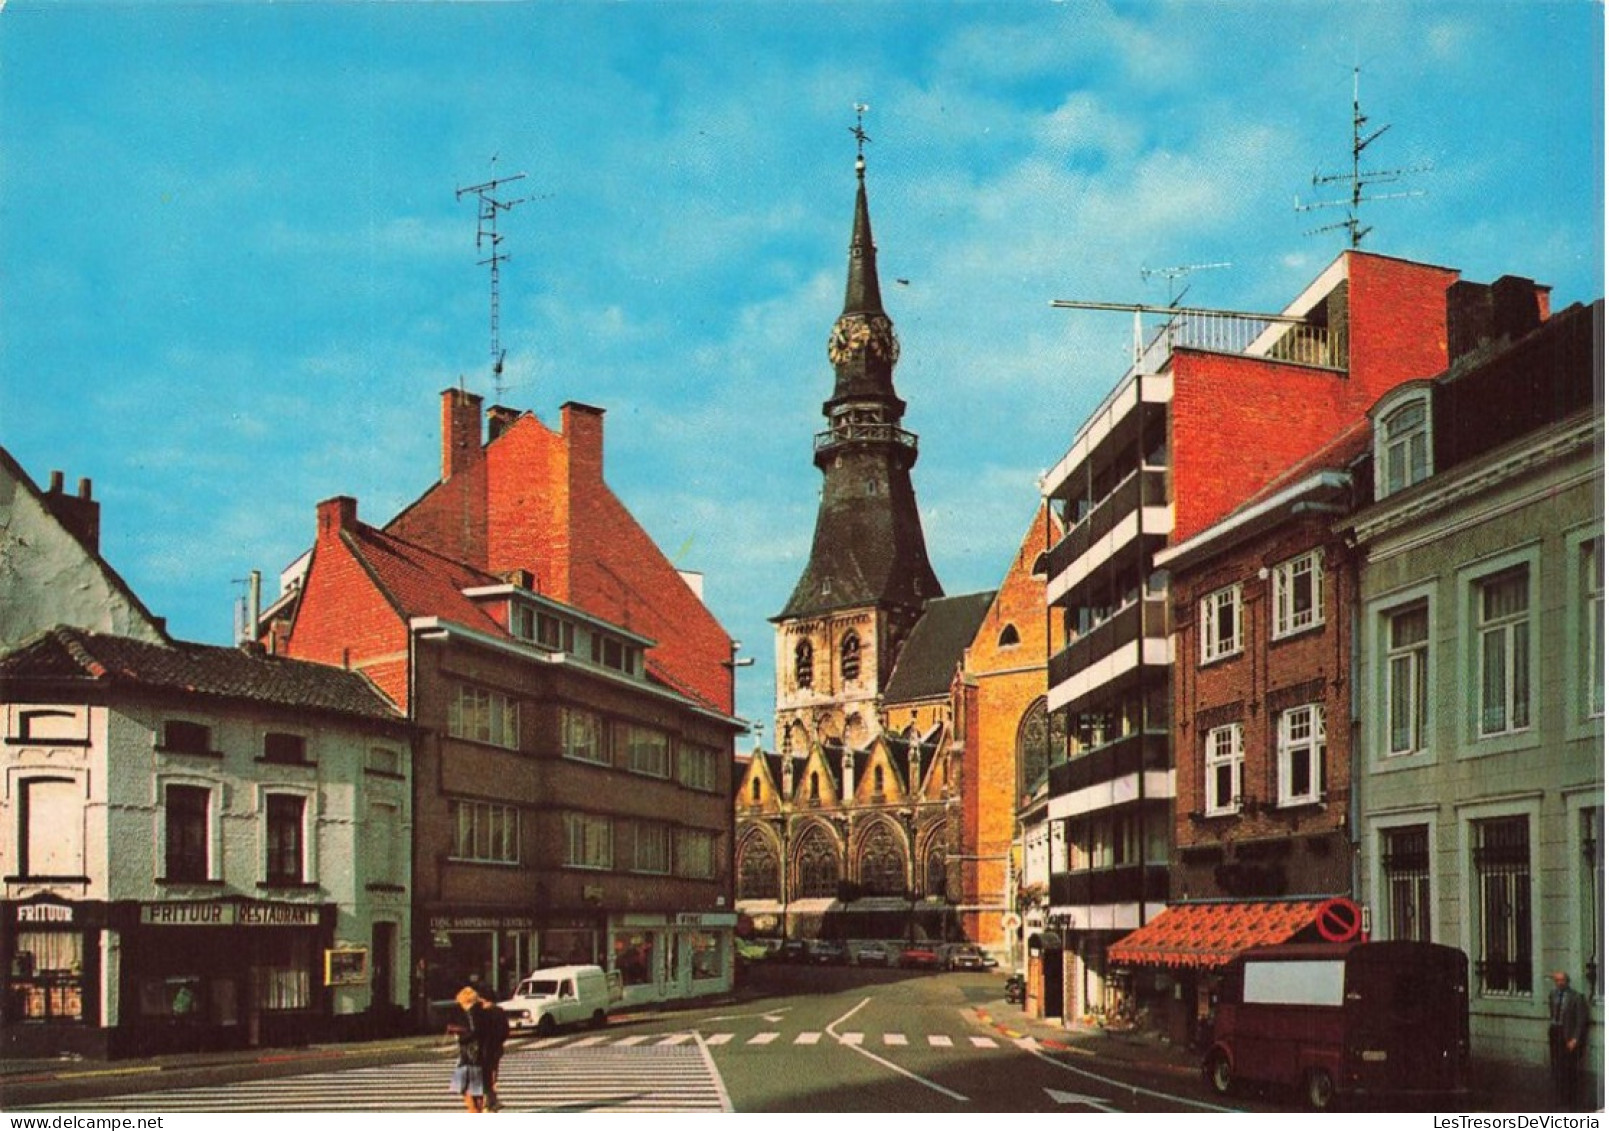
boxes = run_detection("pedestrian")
[447,985,488,1113]
[1547,970,1589,1110]
[477,989,511,1112]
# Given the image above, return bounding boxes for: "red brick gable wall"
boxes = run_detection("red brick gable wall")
[281,533,411,710]
[1345,253,1458,406]
[1171,352,1354,544]
[387,458,490,571]
[385,404,732,715]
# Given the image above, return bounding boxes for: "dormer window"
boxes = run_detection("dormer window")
[1377,393,1432,499]
[515,605,574,652]
[589,634,637,675]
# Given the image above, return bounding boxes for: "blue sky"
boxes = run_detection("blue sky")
[1,1,1602,741]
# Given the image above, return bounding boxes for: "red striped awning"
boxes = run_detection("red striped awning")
[1107,901,1326,970]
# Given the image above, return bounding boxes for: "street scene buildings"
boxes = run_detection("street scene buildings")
[0,6,1600,1115]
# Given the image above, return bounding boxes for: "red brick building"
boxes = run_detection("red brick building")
[272,396,742,1013]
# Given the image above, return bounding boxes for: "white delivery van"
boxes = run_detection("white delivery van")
[499,965,622,1034]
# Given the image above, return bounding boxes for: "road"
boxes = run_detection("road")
[5,965,1271,1114]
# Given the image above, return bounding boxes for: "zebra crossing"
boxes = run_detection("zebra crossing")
[22,1041,731,1114]
[530,1029,1034,1050]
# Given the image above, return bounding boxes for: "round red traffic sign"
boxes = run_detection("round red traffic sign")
[1314,897,1363,942]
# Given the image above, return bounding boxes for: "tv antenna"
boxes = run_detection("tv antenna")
[1295,67,1429,248]
[1140,261,1231,308]
[456,159,529,401]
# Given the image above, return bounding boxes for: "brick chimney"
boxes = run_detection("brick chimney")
[1447,276,1549,362]
[44,471,101,553]
[318,495,359,537]
[486,405,522,442]
[442,387,485,480]
[562,402,606,483]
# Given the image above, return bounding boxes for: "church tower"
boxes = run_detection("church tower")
[772,129,943,760]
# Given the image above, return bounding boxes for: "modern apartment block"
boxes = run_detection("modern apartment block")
[1036,250,1535,1021]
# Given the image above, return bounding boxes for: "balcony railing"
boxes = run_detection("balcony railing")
[1046,466,1169,583]
[1048,732,1171,796]
[1049,862,1170,908]
[815,422,919,452]
[1048,597,1170,688]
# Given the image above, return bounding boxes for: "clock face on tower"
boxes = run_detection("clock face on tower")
[828,313,900,366]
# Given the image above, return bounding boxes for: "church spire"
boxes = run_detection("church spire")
[775,111,942,624]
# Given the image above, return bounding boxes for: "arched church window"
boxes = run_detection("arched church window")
[738,838,780,901]
[998,624,1021,647]
[925,845,948,899]
[859,823,906,896]
[795,639,814,689]
[840,632,861,682]
[795,827,839,899]
[1016,697,1067,800]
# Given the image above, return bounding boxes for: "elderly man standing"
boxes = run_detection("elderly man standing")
[1548,970,1590,1110]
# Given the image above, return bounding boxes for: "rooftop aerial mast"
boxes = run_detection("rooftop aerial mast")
[1295,67,1428,248]
[456,160,529,401]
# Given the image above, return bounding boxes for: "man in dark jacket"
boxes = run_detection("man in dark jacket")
[478,990,512,1111]
[1548,970,1590,1110]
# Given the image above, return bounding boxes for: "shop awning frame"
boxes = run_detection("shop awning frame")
[1107,900,1326,970]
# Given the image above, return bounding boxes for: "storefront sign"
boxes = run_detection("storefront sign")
[675,912,737,927]
[427,914,535,931]
[15,903,75,924]
[325,947,369,986]
[141,901,319,927]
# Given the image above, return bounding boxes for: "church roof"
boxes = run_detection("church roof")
[884,591,997,703]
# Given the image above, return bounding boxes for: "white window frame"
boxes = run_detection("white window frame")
[1276,703,1326,807]
[621,723,669,778]
[1203,723,1243,817]
[449,799,520,865]
[1384,600,1430,757]
[1566,527,1605,731]
[561,707,607,765]
[1200,584,1243,665]
[1375,389,1433,499]
[564,812,614,870]
[1473,563,1533,740]
[676,828,718,879]
[627,821,671,875]
[1272,549,1325,639]
[677,743,721,792]
[448,684,520,750]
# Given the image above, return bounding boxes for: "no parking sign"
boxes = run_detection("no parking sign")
[1314,897,1364,942]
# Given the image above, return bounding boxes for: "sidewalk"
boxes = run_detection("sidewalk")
[973,997,1580,1114]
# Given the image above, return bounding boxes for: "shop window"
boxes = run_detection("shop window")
[262,732,310,765]
[9,930,83,1022]
[139,975,204,1020]
[265,794,307,885]
[260,932,313,1011]
[19,777,82,878]
[689,931,722,981]
[164,784,211,882]
[613,932,656,987]
[541,928,598,968]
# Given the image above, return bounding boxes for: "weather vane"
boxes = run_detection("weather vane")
[850,102,871,169]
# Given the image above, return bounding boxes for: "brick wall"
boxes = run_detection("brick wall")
[1170,515,1355,901]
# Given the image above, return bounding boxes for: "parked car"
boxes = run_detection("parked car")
[499,964,620,1034]
[853,941,894,967]
[777,939,810,963]
[944,944,988,971]
[898,943,941,970]
[807,939,847,965]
